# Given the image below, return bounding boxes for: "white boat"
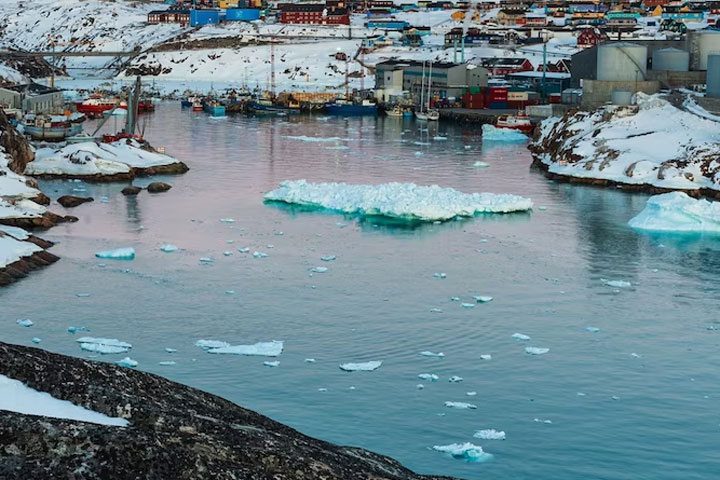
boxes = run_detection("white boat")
[416,110,439,121]
[415,61,439,121]
[386,106,405,117]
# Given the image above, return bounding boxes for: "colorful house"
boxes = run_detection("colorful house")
[479,57,534,76]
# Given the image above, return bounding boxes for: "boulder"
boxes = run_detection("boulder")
[57,195,94,208]
[121,186,142,196]
[146,182,172,193]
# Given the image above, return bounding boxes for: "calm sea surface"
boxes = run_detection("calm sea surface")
[2,104,719,480]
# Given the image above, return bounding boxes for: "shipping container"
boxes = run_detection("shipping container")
[226,8,261,21]
[508,91,529,101]
[488,101,508,109]
[190,9,221,26]
[548,93,562,104]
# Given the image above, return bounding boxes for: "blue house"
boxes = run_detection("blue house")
[225,8,260,21]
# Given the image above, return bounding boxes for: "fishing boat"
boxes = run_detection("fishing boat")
[415,61,439,121]
[385,106,405,117]
[202,98,226,117]
[325,98,377,116]
[75,97,126,116]
[495,112,534,133]
[248,97,287,114]
[137,100,155,112]
[22,114,82,141]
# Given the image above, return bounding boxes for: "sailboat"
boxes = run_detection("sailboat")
[415,61,439,121]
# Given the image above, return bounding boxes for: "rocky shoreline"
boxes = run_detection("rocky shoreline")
[0,341,456,480]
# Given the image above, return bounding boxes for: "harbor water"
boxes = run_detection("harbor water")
[1,104,719,480]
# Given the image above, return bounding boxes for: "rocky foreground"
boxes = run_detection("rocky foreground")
[0,342,456,480]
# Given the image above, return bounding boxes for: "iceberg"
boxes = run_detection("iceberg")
[16,319,33,327]
[264,361,280,367]
[77,337,132,355]
[444,401,477,409]
[448,376,463,383]
[512,333,531,341]
[420,351,444,358]
[482,124,529,142]
[264,180,533,222]
[116,357,138,368]
[95,247,135,260]
[525,347,550,355]
[480,354,492,361]
[418,373,439,382]
[206,340,284,357]
[629,192,720,233]
[161,244,179,253]
[474,429,506,440]
[339,361,382,372]
[432,443,492,463]
[473,295,493,303]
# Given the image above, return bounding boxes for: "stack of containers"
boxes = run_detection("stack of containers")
[487,86,508,109]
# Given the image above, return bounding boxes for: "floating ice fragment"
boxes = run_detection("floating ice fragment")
[165,348,177,353]
[604,280,631,288]
[432,443,492,463]
[318,388,328,392]
[16,319,33,327]
[417,384,425,390]
[420,351,444,358]
[473,161,490,168]
[537,206,548,211]
[482,124,528,142]
[433,273,447,279]
[116,357,138,368]
[628,192,720,233]
[161,244,179,253]
[219,218,235,223]
[577,392,586,396]
[76,293,91,298]
[631,353,641,358]
[611,395,621,401]
[474,295,493,303]
[238,247,250,253]
[418,373,439,382]
[266,244,274,249]
[448,376,463,383]
[433,136,447,141]
[534,418,553,424]
[444,401,477,409]
[586,327,601,333]
[199,257,214,264]
[195,340,231,350]
[264,361,280,367]
[464,145,472,150]
[223,251,233,256]
[339,361,382,372]
[252,251,268,258]
[466,391,477,396]
[31,337,41,344]
[311,266,328,273]
[77,337,132,355]
[480,354,492,361]
[429,308,443,313]
[67,326,89,334]
[461,303,475,309]
[474,429,506,440]
[320,255,336,261]
[336,222,347,228]
[159,361,176,366]
[525,347,550,355]
[450,296,460,301]
[512,333,531,341]
[206,341,284,357]
[304,358,316,363]
[95,248,135,260]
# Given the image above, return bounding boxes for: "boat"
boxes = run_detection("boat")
[66,133,97,144]
[325,98,377,116]
[415,110,440,121]
[495,112,534,133]
[202,98,226,117]
[385,106,405,117]
[75,97,125,116]
[415,61,439,121]
[22,114,82,141]
[137,100,155,112]
[248,98,287,114]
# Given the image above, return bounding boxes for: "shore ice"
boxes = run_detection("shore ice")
[432,443,492,463]
[95,247,135,260]
[264,180,533,221]
[205,340,284,357]
[629,192,720,234]
[339,360,382,372]
[0,374,129,426]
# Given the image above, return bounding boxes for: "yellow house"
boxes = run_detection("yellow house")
[218,0,240,8]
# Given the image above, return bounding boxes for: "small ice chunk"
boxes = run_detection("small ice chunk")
[466,391,477,396]
[238,247,250,253]
[95,248,135,260]
[631,352,642,358]
[304,358,316,363]
[264,361,280,367]
[318,387,328,392]
[266,244,274,249]
[225,290,235,295]
[448,376,463,383]
[252,251,268,258]
[339,361,382,372]
[420,351,444,358]
[432,273,447,279]
[429,308,443,313]
[480,354,492,361]
[450,296,460,302]
[611,395,621,401]
[165,348,177,353]
[444,401,477,409]
[464,145,472,149]
[461,303,475,309]
[311,266,328,273]
[512,333,531,341]
[605,280,631,288]
[76,293,91,298]
[219,218,235,223]
[586,326,601,333]
[16,319,33,327]
[195,340,231,350]
[159,361,176,366]
[473,295,493,303]
[537,206,548,211]
[336,222,347,228]
[474,429,506,440]
[417,384,425,390]
[116,357,138,368]
[577,392,586,396]
[525,347,550,355]
[199,257,215,263]
[534,418,553,424]
[31,337,41,344]
[161,244,179,253]
[432,443,492,463]
[482,124,528,142]
[67,326,89,334]
[433,136,447,141]
[223,251,233,256]
[207,340,284,357]
[418,373,439,382]
[473,161,490,168]
[77,337,132,355]
[320,255,336,261]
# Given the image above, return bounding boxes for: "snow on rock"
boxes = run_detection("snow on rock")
[339,361,382,372]
[432,443,492,463]
[264,180,533,221]
[0,374,129,426]
[530,93,720,193]
[482,125,529,142]
[474,429,506,440]
[76,337,132,355]
[629,192,720,233]
[95,247,135,260]
[205,340,284,357]
[0,235,42,269]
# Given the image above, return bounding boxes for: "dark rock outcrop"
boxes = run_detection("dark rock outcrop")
[0,109,35,174]
[57,195,94,208]
[121,186,142,196]
[146,182,172,193]
[0,342,456,480]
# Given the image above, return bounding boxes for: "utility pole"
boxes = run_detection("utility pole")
[270,35,276,97]
[541,31,548,103]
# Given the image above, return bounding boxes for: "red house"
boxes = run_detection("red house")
[479,57,534,76]
[279,3,350,25]
[577,27,608,48]
[537,59,571,73]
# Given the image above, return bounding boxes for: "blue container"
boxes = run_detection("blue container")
[190,9,220,27]
[226,8,260,21]
[488,101,508,109]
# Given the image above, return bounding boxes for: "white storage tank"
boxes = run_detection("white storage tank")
[652,48,690,72]
[597,42,648,82]
[611,89,633,105]
[707,54,720,98]
[688,31,720,70]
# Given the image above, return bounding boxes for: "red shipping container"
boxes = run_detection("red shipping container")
[549,94,562,104]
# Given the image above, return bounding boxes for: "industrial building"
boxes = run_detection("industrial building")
[278,3,350,25]
[0,83,65,114]
[374,60,488,102]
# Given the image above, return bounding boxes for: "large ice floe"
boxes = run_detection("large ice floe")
[530,94,720,193]
[76,337,132,355]
[474,429,506,440]
[95,247,135,260]
[0,374,129,426]
[26,140,183,177]
[264,180,532,221]
[482,124,529,142]
[196,340,284,357]
[339,361,383,372]
[629,192,720,233]
[432,443,493,463]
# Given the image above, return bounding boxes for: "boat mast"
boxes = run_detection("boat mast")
[427,61,432,111]
[270,35,276,98]
[420,61,425,113]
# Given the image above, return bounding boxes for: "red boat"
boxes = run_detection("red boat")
[137,100,155,112]
[494,112,534,133]
[75,98,126,116]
